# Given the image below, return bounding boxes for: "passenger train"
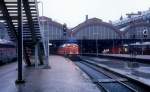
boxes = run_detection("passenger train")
[0,39,16,65]
[58,43,79,56]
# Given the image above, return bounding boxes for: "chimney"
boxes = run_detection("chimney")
[86,15,88,21]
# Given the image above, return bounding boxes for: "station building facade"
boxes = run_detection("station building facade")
[71,18,122,53]
[39,13,150,54]
[122,22,150,40]
[39,16,69,54]
[71,18,121,40]
[113,9,150,54]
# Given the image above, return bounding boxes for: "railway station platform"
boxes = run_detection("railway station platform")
[101,54,150,60]
[0,56,100,92]
[99,54,150,64]
[87,57,150,87]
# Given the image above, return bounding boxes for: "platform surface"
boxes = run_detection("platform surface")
[89,57,150,86]
[102,54,150,60]
[0,56,100,92]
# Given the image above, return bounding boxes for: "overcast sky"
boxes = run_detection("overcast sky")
[38,0,150,27]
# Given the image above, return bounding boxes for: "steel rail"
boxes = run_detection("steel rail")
[79,60,138,92]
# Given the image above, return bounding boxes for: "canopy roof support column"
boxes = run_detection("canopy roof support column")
[15,0,25,84]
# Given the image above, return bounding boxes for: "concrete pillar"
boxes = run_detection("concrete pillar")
[43,38,50,68]
[43,20,50,69]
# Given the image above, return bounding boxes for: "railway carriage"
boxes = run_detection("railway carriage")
[58,43,79,56]
[0,39,16,64]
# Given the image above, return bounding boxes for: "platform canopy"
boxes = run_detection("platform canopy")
[0,0,41,46]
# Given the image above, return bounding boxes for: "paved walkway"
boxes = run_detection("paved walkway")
[0,56,100,92]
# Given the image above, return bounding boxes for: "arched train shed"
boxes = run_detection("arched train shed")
[71,18,122,53]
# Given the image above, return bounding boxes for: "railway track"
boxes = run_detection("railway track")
[75,60,148,92]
